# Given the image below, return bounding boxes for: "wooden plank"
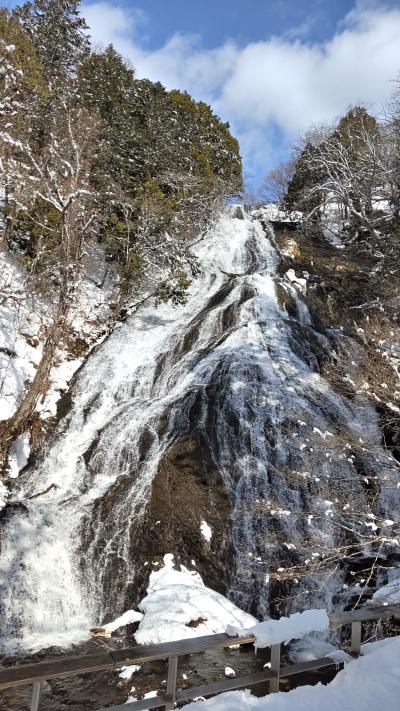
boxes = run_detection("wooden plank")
[351,621,362,656]
[30,681,41,711]
[269,643,281,693]
[176,670,274,702]
[0,651,114,690]
[281,656,338,677]
[0,634,255,691]
[111,633,255,667]
[329,604,400,627]
[98,696,168,711]
[165,656,178,711]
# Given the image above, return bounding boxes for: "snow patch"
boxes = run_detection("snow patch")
[118,665,141,680]
[225,666,236,678]
[200,520,212,543]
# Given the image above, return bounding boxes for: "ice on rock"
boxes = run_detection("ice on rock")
[0,481,8,511]
[368,575,400,606]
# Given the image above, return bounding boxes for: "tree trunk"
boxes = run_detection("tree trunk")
[1,184,15,247]
[0,298,69,468]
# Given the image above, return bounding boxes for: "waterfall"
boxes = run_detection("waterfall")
[0,207,396,652]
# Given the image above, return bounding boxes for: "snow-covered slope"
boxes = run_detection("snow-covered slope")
[0,242,117,485]
[187,635,400,711]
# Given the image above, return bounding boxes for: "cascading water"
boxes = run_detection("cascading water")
[0,206,397,652]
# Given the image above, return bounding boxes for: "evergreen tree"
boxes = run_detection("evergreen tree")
[0,9,47,245]
[79,45,144,192]
[13,0,90,88]
[79,45,243,291]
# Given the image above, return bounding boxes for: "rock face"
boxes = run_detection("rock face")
[0,206,398,653]
[141,438,233,590]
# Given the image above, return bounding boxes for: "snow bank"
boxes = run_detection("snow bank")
[187,635,400,710]
[135,554,257,645]
[227,609,329,648]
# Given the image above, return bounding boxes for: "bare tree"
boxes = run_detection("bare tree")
[0,99,101,461]
[384,76,400,216]
[261,159,296,205]
[300,119,390,243]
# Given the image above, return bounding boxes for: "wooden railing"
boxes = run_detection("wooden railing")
[0,604,399,711]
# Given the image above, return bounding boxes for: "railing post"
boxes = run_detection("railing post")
[165,655,178,710]
[30,681,41,711]
[269,643,281,693]
[351,621,362,656]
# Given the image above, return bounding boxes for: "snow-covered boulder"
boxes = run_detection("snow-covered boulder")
[135,554,257,645]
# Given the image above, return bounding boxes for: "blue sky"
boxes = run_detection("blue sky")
[100,0,357,50]
[5,0,400,191]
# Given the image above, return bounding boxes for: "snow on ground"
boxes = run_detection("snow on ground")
[256,205,303,223]
[135,554,257,645]
[118,664,141,680]
[0,250,46,424]
[226,609,329,648]
[187,635,400,710]
[0,242,117,483]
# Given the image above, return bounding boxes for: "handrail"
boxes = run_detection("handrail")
[0,633,256,690]
[0,603,399,710]
[329,603,400,626]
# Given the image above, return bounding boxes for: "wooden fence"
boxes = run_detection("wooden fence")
[0,603,399,711]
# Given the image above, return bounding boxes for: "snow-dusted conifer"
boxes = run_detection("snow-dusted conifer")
[13,0,90,88]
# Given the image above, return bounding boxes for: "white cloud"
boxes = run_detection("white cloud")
[82,1,400,184]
